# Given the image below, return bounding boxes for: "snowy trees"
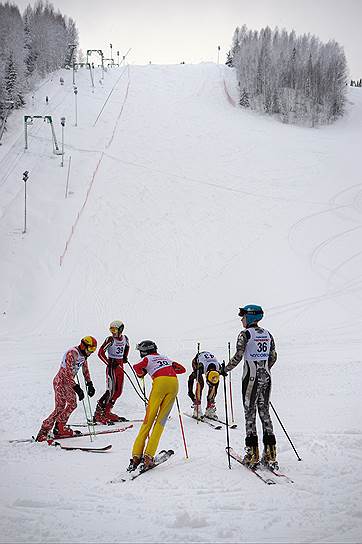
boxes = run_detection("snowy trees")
[0,1,78,119]
[227,26,348,126]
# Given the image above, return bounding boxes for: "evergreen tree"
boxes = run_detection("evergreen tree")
[239,88,250,107]
[4,52,25,108]
[225,51,233,67]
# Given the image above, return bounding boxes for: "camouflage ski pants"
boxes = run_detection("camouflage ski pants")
[242,368,274,437]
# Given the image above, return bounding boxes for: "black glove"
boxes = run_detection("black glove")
[73,383,85,401]
[86,381,95,397]
[219,364,228,377]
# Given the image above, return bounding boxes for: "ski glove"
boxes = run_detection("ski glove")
[73,383,85,401]
[86,381,95,397]
[219,364,228,377]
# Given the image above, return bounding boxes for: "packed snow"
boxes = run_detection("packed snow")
[0,62,361,543]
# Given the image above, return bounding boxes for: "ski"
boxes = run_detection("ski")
[183,412,222,430]
[262,464,294,483]
[70,419,144,428]
[10,424,133,444]
[227,447,276,485]
[110,449,174,483]
[204,416,237,429]
[50,442,112,452]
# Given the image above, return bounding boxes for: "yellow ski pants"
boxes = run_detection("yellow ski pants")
[132,375,178,458]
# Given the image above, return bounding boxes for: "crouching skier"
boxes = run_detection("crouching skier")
[127,340,185,471]
[187,351,221,420]
[93,320,130,424]
[224,305,278,468]
[35,336,97,441]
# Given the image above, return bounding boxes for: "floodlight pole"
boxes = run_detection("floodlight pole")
[73,86,78,126]
[22,170,29,233]
[60,117,65,167]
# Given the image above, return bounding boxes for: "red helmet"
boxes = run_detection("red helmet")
[80,336,97,354]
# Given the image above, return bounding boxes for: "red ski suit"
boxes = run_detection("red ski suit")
[97,335,130,408]
[41,347,91,432]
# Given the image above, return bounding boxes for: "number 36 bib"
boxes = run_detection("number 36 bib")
[244,327,271,370]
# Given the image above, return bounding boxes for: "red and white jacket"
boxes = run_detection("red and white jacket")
[57,347,91,387]
[133,352,186,380]
[98,335,130,366]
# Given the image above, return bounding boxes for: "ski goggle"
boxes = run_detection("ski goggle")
[238,308,261,317]
[85,345,96,353]
[110,326,120,334]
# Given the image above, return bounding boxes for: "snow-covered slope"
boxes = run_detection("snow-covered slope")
[0,63,361,543]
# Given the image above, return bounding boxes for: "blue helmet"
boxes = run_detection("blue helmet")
[238,304,264,326]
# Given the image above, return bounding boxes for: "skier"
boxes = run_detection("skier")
[45,95,49,105]
[224,305,278,468]
[187,351,221,420]
[35,336,97,441]
[93,320,130,424]
[127,340,185,471]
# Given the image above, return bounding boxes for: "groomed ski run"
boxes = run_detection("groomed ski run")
[1,61,361,544]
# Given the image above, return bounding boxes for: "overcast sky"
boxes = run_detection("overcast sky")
[14,0,362,78]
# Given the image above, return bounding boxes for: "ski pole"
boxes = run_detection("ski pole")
[124,366,148,404]
[227,342,235,424]
[127,361,148,398]
[175,397,189,459]
[270,401,302,461]
[76,375,95,441]
[85,386,96,436]
[195,342,201,422]
[141,377,147,409]
[222,361,231,469]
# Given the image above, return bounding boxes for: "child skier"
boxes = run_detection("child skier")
[187,350,221,420]
[224,305,278,468]
[127,340,185,471]
[35,336,97,441]
[93,320,130,424]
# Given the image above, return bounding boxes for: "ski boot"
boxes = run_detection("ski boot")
[204,401,218,420]
[127,455,142,472]
[242,435,259,468]
[106,403,128,423]
[242,446,260,468]
[35,427,49,442]
[192,401,202,419]
[141,454,155,471]
[53,421,74,438]
[262,434,279,470]
[93,403,110,425]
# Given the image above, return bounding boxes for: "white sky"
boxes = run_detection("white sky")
[13,0,362,77]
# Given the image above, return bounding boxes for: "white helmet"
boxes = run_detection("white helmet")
[109,320,124,336]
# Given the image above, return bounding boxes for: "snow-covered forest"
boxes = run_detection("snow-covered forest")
[227,25,348,126]
[0,1,77,118]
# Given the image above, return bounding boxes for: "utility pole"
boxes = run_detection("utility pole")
[73,86,78,127]
[60,117,65,167]
[22,171,29,234]
[110,43,113,62]
[117,50,120,66]
[217,45,221,65]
